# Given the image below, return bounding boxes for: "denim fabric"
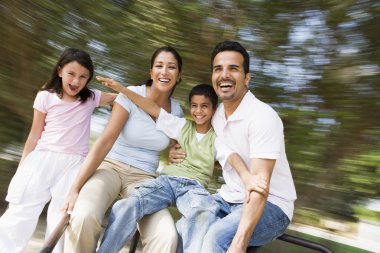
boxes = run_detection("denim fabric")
[96,175,219,253]
[200,193,290,253]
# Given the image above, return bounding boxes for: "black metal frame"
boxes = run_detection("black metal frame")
[276,233,333,253]
[38,213,70,253]
[128,230,141,253]
[128,230,333,253]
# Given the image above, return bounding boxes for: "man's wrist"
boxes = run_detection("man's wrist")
[240,170,251,186]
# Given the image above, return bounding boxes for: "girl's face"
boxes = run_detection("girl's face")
[58,61,90,101]
[150,51,180,94]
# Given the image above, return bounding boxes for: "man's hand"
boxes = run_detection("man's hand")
[168,143,186,164]
[226,242,246,253]
[242,172,269,203]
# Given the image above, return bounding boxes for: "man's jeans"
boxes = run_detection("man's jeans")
[200,193,290,253]
[96,175,219,253]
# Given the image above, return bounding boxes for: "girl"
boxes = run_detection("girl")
[0,48,115,253]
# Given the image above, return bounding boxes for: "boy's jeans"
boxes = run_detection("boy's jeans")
[200,193,290,253]
[97,175,219,253]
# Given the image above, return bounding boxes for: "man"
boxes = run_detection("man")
[171,41,296,253]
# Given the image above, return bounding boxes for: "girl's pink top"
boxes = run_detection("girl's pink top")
[33,89,101,156]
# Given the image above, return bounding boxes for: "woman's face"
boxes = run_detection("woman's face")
[150,51,180,94]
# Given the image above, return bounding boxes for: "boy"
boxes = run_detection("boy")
[95,77,268,253]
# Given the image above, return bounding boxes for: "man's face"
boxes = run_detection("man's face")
[212,51,251,103]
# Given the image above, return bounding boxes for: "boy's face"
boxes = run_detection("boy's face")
[190,95,215,133]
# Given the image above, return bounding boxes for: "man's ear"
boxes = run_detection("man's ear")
[245,73,251,88]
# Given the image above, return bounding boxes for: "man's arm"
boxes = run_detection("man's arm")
[227,158,275,253]
[227,153,269,202]
[168,142,186,163]
[96,76,160,117]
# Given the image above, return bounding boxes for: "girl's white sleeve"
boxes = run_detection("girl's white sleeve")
[156,108,186,141]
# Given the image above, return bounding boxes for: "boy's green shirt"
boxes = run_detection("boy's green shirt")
[160,120,216,188]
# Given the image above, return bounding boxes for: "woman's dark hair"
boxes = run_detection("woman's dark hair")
[141,46,183,96]
[210,41,250,75]
[189,84,218,109]
[42,48,94,102]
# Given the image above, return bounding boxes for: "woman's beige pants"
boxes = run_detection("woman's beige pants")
[63,159,178,253]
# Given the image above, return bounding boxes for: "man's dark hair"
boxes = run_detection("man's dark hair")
[210,41,250,74]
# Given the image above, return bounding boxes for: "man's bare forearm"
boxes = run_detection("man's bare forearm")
[228,191,267,252]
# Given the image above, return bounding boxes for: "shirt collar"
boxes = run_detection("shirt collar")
[217,91,255,121]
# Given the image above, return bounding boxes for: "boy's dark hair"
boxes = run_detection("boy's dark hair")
[210,41,250,74]
[189,84,218,109]
[42,48,94,103]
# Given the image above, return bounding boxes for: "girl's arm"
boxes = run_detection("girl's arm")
[63,103,129,213]
[19,109,46,165]
[99,91,117,106]
[96,76,161,118]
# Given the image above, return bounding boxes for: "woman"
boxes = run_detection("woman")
[63,46,183,253]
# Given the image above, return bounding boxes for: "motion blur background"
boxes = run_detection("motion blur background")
[0,1,379,252]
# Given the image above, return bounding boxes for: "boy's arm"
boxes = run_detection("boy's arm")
[96,76,160,117]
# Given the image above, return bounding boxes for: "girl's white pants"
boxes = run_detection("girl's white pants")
[0,150,83,253]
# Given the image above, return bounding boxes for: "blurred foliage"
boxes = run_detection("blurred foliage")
[353,205,380,222]
[0,159,18,209]
[0,0,379,226]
